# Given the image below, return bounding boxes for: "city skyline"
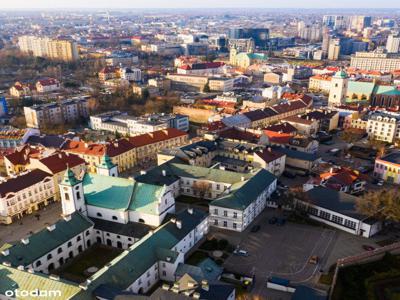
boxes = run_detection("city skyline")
[1,0,400,9]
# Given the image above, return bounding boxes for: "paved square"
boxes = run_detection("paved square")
[211,209,336,298]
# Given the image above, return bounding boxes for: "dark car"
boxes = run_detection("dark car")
[276,218,286,226]
[269,217,277,224]
[250,225,261,233]
[362,245,375,251]
[283,171,296,178]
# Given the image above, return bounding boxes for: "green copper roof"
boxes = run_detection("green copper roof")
[374,85,397,95]
[347,81,375,95]
[379,89,400,96]
[97,155,115,170]
[79,209,207,296]
[128,183,165,215]
[334,70,347,79]
[210,169,276,210]
[0,212,93,267]
[0,264,81,300]
[83,174,134,210]
[61,168,81,186]
[82,174,164,213]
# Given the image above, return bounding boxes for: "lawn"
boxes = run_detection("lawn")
[54,244,123,283]
[332,253,400,300]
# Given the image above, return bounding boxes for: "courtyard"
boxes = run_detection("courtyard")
[53,243,123,283]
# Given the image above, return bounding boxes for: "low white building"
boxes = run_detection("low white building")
[209,169,277,232]
[297,186,382,238]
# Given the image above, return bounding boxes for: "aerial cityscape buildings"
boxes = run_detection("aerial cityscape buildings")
[0,3,400,300]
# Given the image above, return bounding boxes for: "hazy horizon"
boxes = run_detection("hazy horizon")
[0,0,400,10]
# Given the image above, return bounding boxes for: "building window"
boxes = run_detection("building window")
[319,211,331,220]
[332,215,343,225]
[47,254,52,260]
[214,219,218,226]
[233,212,237,218]
[77,236,81,242]
[213,208,218,215]
[67,241,72,247]
[57,247,63,254]
[223,211,228,217]
[162,271,166,276]
[112,216,118,220]
[36,260,41,267]
[223,221,227,227]
[344,219,357,229]
[64,193,70,201]
[76,191,81,200]
[233,223,237,229]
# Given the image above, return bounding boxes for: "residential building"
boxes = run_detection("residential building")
[301,110,340,132]
[35,78,61,93]
[273,146,321,174]
[0,169,56,224]
[166,74,209,92]
[0,127,39,149]
[4,145,45,176]
[63,139,136,173]
[28,151,87,201]
[128,128,189,164]
[366,112,400,143]
[297,186,381,238]
[208,77,235,92]
[386,34,400,53]
[177,62,225,76]
[18,36,79,62]
[90,111,189,136]
[308,74,332,93]
[350,49,400,72]
[284,116,319,136]
[209,169,277,232]
[253,148,286,177]
[374,151,400,184]
[24,97,89,129]
[9,81,35,98]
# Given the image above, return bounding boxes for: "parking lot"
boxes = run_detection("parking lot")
[210,208,336,298]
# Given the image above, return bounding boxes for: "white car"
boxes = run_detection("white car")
[377,180,384,186]
[233,249,249,257]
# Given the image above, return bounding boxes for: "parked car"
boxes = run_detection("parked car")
[377,180,384,186]
[283,171,296,178]
[250,225,261,233]
[233,249,249,257]
[276,218,286,226]
[269,217,277,224]
[309,255,319,264]
[362,245,375,251]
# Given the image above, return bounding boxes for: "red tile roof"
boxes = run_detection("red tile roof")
[5,145,42,165]
[219,128,260,143]
[255,148,285,163]
[128,128,187,148]
[38,152,86,174]
[63,139,135,157]
[265,122,297,134]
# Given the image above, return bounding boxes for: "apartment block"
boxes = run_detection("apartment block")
[18,36,79,62]
[24,97,89,128]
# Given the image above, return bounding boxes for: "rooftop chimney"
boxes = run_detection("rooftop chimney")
[47,224,56,232]
[1,249,9,256]
[187,208,194,215]
[21,238,29,245]
[162,170,167,176]
[176,220,182,229]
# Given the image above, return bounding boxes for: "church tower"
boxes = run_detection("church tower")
[328,69,348,107]
[96,155,118,177]
[60,168,86,216]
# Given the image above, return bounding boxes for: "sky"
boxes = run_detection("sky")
[0,0,399,9]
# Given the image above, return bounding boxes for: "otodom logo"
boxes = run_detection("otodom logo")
[5,289,62,298]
